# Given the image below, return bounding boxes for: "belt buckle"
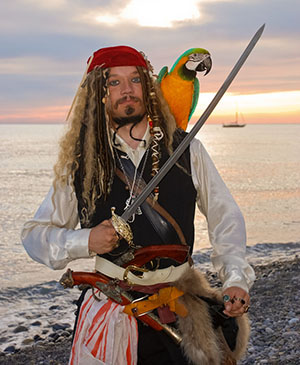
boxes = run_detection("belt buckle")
[123,265,149,285]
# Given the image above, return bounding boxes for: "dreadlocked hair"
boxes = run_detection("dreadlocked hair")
[79,67,115,224]
[54,67,115,226]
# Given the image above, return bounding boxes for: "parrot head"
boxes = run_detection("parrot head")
[171,48,212,80]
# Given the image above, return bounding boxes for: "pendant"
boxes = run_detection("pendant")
[124,195,142,223]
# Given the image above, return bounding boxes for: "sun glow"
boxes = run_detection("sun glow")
[121,0,200,27]
[95,0,201,28]
[193,91,300,124]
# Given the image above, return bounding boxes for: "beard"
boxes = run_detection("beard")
[111,96,146,127]
[112,111,147,146]
[112,114,145,127]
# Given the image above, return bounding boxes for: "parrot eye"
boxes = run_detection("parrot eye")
[189,53,198,61]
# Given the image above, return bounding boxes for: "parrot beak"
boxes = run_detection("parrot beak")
[196,55,212,76]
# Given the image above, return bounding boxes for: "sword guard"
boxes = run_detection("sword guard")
[110,207,134,247]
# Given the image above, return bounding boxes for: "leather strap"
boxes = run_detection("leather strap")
[115,156,187,245]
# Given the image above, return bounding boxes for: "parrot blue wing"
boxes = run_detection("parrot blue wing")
[157,66,168,83]
[188,77,199,121]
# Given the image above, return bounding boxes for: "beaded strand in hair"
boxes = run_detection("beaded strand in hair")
[137,66,166,201]
[148,115,164,200]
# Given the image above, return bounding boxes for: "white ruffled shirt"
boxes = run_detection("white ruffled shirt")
[21,127,255,292]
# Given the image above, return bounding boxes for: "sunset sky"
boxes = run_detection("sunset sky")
[0,0,299,124]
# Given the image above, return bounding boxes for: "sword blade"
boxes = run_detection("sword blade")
[122,24,265,222]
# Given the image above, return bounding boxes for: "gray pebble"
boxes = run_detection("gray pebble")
[288,318,299,325]
[52,323,71,331]
[13,325,28,333]
[282,331,298,337]
[4,345,16,353]
[22,338,34,345]
[0,337,8,344]
[265,327,274,334]
[49,305,61,310]
[31,320,42,326]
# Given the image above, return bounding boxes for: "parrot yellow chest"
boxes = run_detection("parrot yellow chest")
[160,75,194,130]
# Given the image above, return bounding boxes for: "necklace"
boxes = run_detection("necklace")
[115,148,150,222]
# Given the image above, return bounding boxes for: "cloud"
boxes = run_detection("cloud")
[0,56,79,75]
[0,0,299,123]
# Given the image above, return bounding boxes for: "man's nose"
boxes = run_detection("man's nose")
[120,80,133,94]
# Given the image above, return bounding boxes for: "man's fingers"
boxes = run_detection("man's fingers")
[222,288,250,317]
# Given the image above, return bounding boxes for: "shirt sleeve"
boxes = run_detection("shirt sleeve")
[190,138,255,292]
[21,181,93,270]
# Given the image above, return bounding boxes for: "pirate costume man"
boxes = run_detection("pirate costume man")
[22,46,255,364]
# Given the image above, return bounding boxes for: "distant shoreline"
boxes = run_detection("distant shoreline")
[1,121,299,125]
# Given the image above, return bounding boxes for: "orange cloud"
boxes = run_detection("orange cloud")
[0,105,69,123]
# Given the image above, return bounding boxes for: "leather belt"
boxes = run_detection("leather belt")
[95,256,190,286]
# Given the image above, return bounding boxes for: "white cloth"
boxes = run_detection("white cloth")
[70,290,138,365]
[21,129,255,292]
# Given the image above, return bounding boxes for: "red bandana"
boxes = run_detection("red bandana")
[87,45,148,73]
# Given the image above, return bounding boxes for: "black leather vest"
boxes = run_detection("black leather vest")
[74,129,197,263]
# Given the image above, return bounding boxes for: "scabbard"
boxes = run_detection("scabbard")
[60,269,182,344]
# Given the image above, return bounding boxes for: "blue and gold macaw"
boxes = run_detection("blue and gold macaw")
[157,48,212,130]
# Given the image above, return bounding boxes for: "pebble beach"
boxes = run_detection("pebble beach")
[0,244,299,365]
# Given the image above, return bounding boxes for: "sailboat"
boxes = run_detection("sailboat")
[222,111,246,128]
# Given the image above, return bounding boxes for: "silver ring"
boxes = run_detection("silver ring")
[223,294,231,303]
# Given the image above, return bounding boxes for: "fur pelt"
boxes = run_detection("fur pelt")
[175,268,250,365]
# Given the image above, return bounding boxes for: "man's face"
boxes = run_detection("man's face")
[106,66,146,122]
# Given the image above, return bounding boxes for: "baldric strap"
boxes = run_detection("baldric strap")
[115,166,187,245]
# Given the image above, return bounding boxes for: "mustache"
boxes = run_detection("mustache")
[115,95,141,108]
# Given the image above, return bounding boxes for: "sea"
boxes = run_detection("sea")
[0,122,299,290]
[0,123,299,350]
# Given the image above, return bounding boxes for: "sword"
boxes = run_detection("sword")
[112,24,265,240]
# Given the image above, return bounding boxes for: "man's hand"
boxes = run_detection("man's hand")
[88,220,119,255]
[222,286,250,317]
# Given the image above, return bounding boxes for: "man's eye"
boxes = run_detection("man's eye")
[132,77,141,83]
[109,80,119,86]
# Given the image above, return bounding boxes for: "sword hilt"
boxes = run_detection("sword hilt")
[110,207,134,246]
